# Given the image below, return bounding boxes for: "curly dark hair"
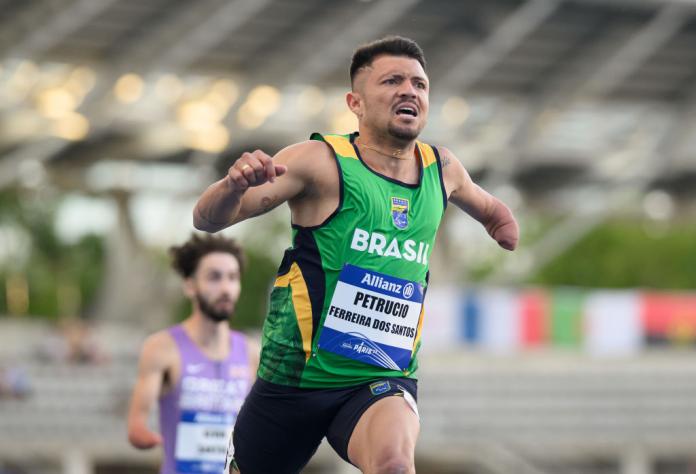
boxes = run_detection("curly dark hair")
[169,233,246,278]
[350,36,426,88]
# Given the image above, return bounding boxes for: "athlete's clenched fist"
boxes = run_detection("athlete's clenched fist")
[227,150,287,192]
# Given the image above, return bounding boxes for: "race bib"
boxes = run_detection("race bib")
[174,410,234,473]
[317,264,424,370]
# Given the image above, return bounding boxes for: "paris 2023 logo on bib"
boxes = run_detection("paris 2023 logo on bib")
[391,197,409,230]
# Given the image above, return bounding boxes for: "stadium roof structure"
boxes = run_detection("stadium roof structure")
[1,0,695,282]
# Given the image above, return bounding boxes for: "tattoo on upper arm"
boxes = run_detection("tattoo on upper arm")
[250,195,278,217]
[441,155,451,167]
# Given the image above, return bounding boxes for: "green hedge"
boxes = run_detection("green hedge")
[531,219,696,289]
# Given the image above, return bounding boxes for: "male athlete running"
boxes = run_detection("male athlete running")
[195,36,518,474]
[127,234,258,474]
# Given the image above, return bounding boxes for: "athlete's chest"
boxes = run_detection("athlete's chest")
[342,183,441,235]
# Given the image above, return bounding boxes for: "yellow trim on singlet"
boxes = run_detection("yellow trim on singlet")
[324,135,358,159]
[412,303,426,356]
[416,141,437,168]
[273,263,313,362]
[324,134,437,168]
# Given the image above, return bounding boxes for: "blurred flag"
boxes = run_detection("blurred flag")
[642,293,696,346]
[519,289,549,348]
[584,291,642,356]
[435,286,696,354]
[550,289,584,348]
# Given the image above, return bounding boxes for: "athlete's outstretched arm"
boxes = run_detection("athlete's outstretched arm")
[127,335,169,449]
[440,146,519,251]
[193,141,324,232]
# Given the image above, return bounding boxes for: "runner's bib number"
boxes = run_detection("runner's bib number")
[174,410,233,473]
[318,264,424,370]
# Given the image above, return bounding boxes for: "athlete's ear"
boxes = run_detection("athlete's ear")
[346,91,363,119]
[183,277,196,299]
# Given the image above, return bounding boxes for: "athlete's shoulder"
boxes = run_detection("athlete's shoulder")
[311,132,360,159]
[144,327,177,345]
[434,145,454,163]
[434,145,465,174]
[139,328,179,369]
[275,139,338,187]
[276,139,333,161]
[435,145,477,202]
[309,131,349,141]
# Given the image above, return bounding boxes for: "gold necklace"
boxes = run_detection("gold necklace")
[356,138,411,160]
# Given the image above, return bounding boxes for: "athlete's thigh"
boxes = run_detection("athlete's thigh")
[231,379,332,474]
[326,378,419,468]
[347,384,419,471]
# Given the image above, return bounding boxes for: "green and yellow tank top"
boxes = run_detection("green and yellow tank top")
[258,132,447,388]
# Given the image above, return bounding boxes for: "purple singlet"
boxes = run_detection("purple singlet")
[158,325,251,474]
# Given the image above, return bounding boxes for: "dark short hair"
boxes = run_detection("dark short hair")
[350,36,426,87]
[169,233,246,278]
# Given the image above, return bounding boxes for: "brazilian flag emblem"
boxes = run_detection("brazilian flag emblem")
[391,197,409,230]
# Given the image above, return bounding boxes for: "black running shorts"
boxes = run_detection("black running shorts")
[231,377,417,474]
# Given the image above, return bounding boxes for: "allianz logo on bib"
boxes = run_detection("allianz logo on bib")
[350,228,430,266]
[360,272,416,299]
[403,283,415,298]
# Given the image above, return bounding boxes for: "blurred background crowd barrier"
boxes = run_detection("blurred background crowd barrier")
[2,0,696,473]
[425,287,696,356]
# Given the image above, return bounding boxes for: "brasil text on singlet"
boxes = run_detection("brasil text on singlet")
[257,132,447,388]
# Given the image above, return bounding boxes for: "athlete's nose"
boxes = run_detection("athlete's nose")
[397,80,418,98]
[222,279,239,297]
[222,286,235,299]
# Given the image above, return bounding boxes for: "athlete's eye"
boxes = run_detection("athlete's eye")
[207,271,222,281]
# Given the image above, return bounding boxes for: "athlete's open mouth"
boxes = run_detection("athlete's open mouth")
[394,103,418,117]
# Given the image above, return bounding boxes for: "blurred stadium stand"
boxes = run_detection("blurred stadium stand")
[2,327,696,474]
[3,0,696,473]
[2,304,696,474]
[3,0,696,286]
[3,0,696,205]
